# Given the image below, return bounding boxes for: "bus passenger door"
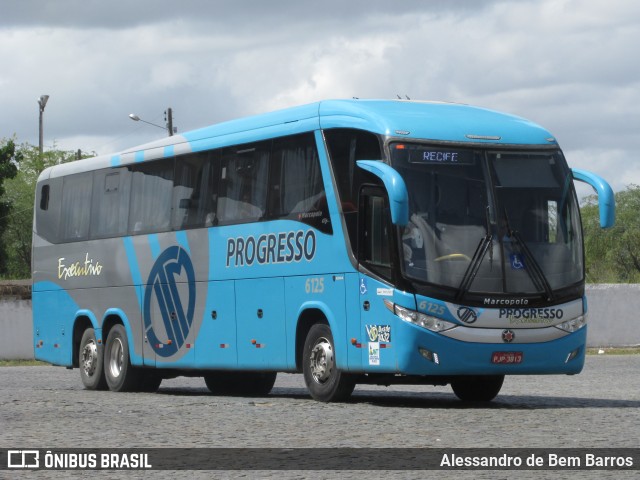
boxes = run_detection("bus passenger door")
[235,277,287,370]
[358,187,397,371]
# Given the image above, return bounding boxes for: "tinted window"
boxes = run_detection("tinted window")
[60,172,93,241]
[324,129,382,249]
[270,133,331,234]
[172,152,218,229]
[128,160,174,234]
[90,168,132,238]
[217,142,269,224]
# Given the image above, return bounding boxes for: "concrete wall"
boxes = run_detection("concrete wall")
[0,299,33,360]
[1,285,638,360]
[584,284,640,347]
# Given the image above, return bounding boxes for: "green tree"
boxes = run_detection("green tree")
[0,138,20,275]
[0,142,87,279]
[581,185,640,283]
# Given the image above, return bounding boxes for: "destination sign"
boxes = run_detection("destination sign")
[393,144,475,165]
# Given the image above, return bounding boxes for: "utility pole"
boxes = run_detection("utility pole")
[165,108,174,136]
[38,95,49,158]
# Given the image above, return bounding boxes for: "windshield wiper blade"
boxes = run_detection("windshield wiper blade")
[510,230,554,301]
[456,234,493,302]
[503,209,554,302]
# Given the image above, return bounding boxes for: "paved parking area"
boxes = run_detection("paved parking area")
[1,355,638,479]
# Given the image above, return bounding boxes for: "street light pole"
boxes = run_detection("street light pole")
[129,107,175,136]
[38,95,49,158]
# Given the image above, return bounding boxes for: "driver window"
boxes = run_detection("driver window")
[360,191,392,279]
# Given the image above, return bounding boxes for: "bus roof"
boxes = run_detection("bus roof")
[42,99,557,180]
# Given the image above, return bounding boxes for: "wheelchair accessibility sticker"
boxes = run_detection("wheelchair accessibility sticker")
[510,253,525,270]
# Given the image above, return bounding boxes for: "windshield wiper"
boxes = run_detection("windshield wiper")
[456,206,494,302]
[503,209,555,302]
[456,234,493,302]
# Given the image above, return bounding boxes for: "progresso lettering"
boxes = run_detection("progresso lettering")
[226,230,316,268]
[499,308,564,322]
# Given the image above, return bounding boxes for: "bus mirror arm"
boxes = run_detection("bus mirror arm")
[571,168,615,229]
[356,160,409,226]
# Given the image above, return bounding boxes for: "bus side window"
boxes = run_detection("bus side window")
[40,184,50,210]
[90,169,131,238]
[128,160,174,235]
[324,129,383,252]
[359,188,393,279]
[270,133,331,233]
[217,142,269,224]
[173,151,217,230]
[60,172,93,241]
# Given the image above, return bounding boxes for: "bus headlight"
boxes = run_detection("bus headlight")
[555,315,587,333]
[385,300,457,333]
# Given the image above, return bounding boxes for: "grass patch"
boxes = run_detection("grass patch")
[587,347,640,355]
[0,359,48,367]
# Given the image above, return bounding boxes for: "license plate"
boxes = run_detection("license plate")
[491,352,523,364]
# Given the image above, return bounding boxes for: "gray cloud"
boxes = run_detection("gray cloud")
[0,0,637,192]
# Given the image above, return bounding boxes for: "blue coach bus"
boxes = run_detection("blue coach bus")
[32,99,614,402]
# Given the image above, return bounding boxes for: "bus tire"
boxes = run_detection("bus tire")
[79,328,107,390]
[204,371,277,396]
[104,324,139,392]
[451,375,504,402]
[302,323,355,402]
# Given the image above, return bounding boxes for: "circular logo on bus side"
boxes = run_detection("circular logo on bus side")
[143,246,196,357]
[457,306,478,324]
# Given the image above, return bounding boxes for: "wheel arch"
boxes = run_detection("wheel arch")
[295,302,344,371]
[72,311,98,368]
[102,308,143,366]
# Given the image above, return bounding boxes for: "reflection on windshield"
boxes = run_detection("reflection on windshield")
[391,144,583,298]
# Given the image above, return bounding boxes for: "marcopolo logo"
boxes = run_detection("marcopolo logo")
[143,246,196,357]
[457,306,478,324]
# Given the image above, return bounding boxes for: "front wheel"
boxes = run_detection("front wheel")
[302,323,355,402]
[79,328,107,390]
[104,324,140,392]
[451,375,505,402]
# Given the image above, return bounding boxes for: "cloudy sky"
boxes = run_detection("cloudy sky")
[1,0,638,195]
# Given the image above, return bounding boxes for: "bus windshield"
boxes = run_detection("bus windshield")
[391,144,583,298]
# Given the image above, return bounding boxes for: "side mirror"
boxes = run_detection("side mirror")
[572,168,615,228]
[356,160,409,226]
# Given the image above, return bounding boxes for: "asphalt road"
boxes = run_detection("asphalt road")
[1,355,639,479]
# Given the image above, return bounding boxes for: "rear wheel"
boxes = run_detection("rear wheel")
[302,323,355,402]
[79,328,107,390]
[451,375,504,402]
[104,324,140,392]
[204,371,277,396]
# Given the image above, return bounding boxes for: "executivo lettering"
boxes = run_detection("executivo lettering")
[58,253,103,280]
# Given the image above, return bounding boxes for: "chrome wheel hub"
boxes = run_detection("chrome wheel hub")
[108,338,124,379]
[81,340,98,377]
[309,337,334,384]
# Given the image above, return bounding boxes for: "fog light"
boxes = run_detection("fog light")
[565,347,581,363]
[419,347,440,364]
